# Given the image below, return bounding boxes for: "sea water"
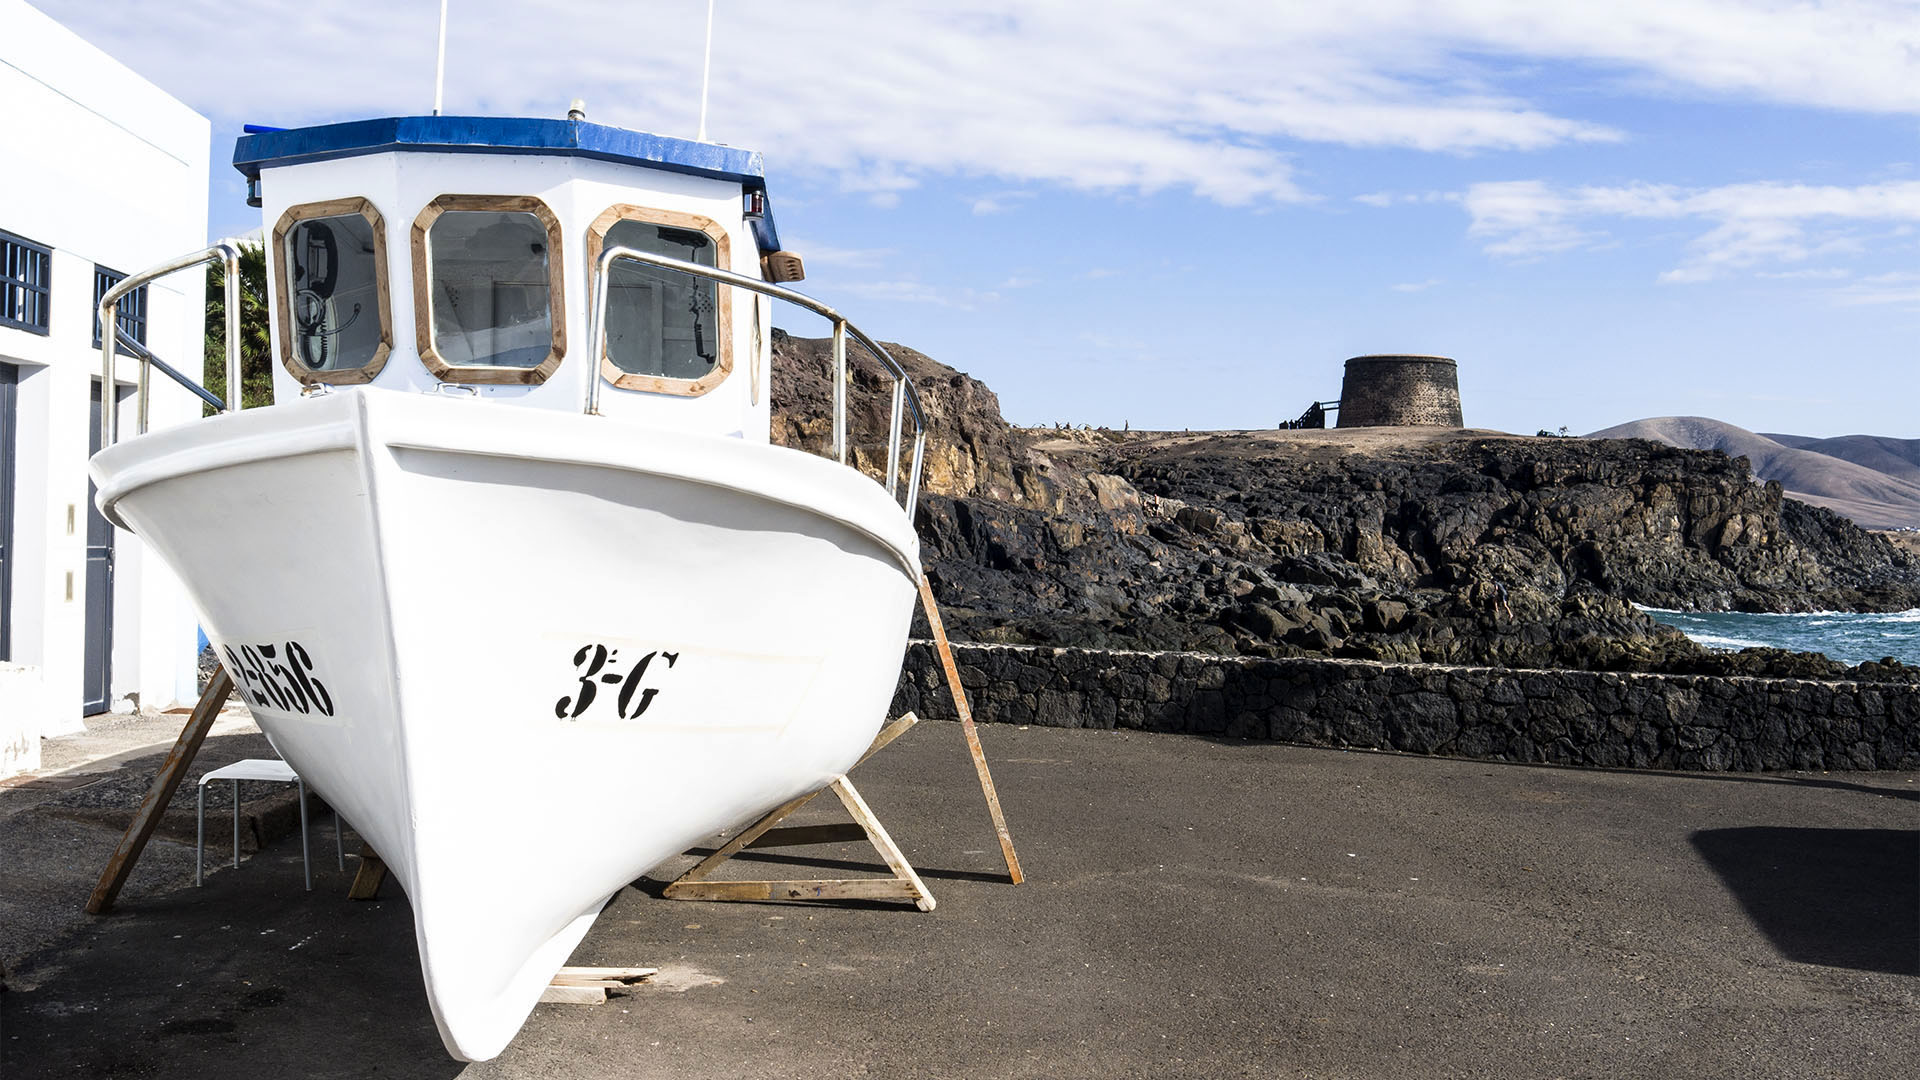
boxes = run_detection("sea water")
[1644,608,1920,667]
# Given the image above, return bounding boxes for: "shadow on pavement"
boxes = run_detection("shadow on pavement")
[1691,827,1920,976]
[672,845,1007,884]
[0,847,459,1080]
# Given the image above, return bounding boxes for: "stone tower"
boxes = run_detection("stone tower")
[1336,355,1463,428]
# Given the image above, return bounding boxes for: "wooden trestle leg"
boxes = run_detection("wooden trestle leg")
[87,668,235,915]
[664,573,1028,908]
[916,574,1024,885]
[664,713,936,911]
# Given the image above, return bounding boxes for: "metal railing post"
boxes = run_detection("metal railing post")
[885,380,904,497]
[584,245,929,515]
[99,299,119,446]
[95,241,245,448]
[831,321,848,465]
[585,259,611,416]
[136,350,152,434]
[907,434,926,512]
[222,245,241,414]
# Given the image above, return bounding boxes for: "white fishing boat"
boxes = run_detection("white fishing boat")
[87,111,928,1061]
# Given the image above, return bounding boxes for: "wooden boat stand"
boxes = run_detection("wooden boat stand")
[658,575,1023,909]
[85,577,1021,1004]
[663,712,935,909]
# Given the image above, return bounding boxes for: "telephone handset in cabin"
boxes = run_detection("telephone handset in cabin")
[300,221,338,298]
[656,226,717,366]
[291,220,364,369]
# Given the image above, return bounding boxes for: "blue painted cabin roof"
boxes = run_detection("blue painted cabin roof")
[234,116,784,253]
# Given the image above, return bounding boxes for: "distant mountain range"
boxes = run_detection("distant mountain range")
[1585,417,1920,530]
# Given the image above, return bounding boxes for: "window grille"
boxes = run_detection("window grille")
[93,266,147,354]
[0,229,52,335]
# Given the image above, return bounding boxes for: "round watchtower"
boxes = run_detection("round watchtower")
[1335,355,1462,428]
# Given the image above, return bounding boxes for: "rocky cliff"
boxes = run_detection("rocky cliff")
[771,333,1920,682]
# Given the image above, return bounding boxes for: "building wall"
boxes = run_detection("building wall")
[0,0,210,758]
[1336,355,1464,428]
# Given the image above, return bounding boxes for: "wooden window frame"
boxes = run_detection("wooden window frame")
[585,204,732,398]
[271,198,395,385]
[412,195,567,386]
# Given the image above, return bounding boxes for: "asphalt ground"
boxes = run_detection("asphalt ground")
[2,721,1916,1079]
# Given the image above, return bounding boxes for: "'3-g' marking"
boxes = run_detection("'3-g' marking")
[555,643,679,720]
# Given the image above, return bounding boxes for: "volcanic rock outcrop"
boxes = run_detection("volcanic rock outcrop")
[772,332,1920,682]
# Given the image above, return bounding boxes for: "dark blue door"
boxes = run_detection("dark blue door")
[0,362,15,661]
[83,381,115,715]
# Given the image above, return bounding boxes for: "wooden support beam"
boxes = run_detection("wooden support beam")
[670,788,826,887]
[540,967,656,1005]
[917,574,1024,885]
[87,668,234,915]
[668,713,920,887]
[857,712,921,766]
[832,775,934,912]
[347,844,387,900]
[664,876,924,904]
[664,769,935,911]
[549,966,657,987]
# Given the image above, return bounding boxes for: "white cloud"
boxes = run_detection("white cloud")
[1828,271,1920,306]
[32,2,1920,209]
[1354,191,1457,208]
[836,279,999,309]
[1391,279,1443,292]
[969,190,1035,215]
[788,241,893,269]
[1464,179,1920,279]
[1758,268,1852,280]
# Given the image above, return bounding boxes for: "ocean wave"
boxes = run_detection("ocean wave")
[1688,633,1769,651]
[1642,606,1920,621]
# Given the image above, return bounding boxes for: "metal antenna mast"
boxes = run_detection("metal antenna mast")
[696,0,715,141]
[433,0,450,116]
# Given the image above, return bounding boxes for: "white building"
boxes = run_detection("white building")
[1,0,209,775]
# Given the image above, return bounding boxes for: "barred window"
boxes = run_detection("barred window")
[1,229,52,336]
[93,266,147,355]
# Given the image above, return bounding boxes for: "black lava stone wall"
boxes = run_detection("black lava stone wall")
[893,642,1920,772]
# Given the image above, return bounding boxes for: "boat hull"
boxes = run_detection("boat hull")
[90,389,920,1060]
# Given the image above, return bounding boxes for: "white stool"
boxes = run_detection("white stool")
[194,759,344,889]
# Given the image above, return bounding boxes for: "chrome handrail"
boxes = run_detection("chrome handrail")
[99,241,246,446]
[586,245,929,512]
[115,329,226,414]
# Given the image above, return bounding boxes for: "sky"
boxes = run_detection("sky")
[32,0,1920,437]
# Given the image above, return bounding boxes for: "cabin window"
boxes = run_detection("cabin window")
[271,198,393,384]
[412,195,566,385]
[586,206,732,397]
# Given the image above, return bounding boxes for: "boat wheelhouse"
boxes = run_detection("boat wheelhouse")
[237,114,800,428]
[88,111,928,1061]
